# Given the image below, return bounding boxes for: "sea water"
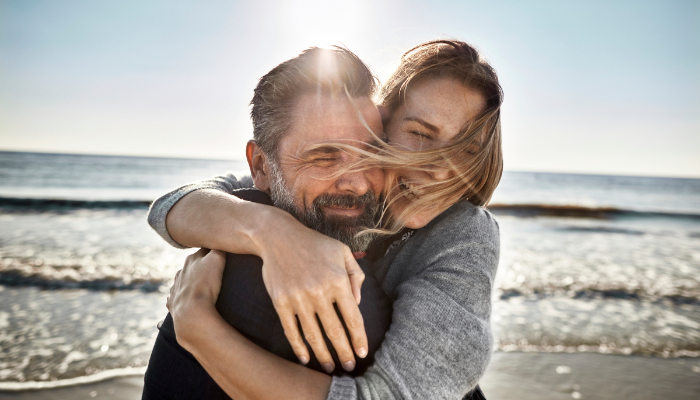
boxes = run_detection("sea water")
[0,151,698,385]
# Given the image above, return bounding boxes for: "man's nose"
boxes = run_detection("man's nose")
[335,169,372,196]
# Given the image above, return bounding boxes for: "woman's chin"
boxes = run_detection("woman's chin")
[403,212,437,229]
[389,201,442,230]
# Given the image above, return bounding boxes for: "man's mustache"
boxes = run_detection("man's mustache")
[313,192,379,216]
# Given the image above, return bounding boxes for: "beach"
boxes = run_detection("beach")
[0,151,699,398]
[2,353,699,399]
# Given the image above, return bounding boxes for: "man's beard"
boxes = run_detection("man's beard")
[268,161,379,252]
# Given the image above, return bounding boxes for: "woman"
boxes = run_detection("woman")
[156,40,502,399]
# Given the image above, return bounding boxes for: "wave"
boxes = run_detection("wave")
[497,287,700,305]
[2,196,699,220]
[487,203,700,220]
[0,197,151,210]
[494,343,700,358]
[0,271,164,292]
[0,367,146,391]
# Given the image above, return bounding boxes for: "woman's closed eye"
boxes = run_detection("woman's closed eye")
[408,130,432,140]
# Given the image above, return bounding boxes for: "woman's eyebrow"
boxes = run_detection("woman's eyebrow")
[404,117,439,133]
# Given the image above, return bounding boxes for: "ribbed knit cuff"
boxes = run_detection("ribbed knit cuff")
[326,376,358,400]
[146,183,221,249]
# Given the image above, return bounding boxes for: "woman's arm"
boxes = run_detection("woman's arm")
[147,172,255,249]
[171,203,498,400]
[149,173,369,371]
[168,249,332,400]
[325,205,499,399]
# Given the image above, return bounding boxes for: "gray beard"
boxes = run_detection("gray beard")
[268,160,378,253]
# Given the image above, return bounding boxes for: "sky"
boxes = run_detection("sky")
[1,0,698,177]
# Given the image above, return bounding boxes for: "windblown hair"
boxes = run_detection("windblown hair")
[376,39,504,231]
[300,40,504,234]
[250,46,378,161]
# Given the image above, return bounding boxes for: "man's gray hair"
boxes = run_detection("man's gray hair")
[249,46,378,161]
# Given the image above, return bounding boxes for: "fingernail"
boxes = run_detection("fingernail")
[322,363,334,373]
[357,347,368,358]
[343,360,355,371]
[299,355,309,365]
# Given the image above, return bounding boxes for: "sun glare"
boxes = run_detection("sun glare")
[276,0,373,49]
[317,48,339,79]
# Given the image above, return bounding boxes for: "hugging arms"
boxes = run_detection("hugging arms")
[144,40,503,399]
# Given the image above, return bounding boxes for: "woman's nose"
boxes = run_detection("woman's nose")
[429,167,452,183]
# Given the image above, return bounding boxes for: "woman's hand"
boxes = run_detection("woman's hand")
[167,248,226,351]
[255,211,368,373]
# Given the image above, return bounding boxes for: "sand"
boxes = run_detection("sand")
[480,352,700,399]
[1,352,699,400]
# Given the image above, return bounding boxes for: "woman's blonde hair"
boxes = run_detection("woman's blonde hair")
[292,40,503,234]
[371,39,504,232]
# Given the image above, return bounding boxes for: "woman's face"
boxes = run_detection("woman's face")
[385,77,486,229]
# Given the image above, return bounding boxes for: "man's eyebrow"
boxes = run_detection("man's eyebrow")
[300,146,341,158]
[404,117,439,133]
[299,139,382,159]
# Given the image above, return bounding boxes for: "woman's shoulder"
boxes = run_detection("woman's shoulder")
[377,201,500,292]
[419,201,500,246]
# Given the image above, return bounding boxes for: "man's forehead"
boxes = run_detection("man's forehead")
[282,94,382,148]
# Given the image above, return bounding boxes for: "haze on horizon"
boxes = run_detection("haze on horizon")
[1,0,698,178]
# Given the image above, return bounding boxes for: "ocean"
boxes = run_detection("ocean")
[0,150,698,387]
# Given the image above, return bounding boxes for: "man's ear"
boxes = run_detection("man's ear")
[246,140,271,193]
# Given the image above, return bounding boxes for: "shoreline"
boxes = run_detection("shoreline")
[1,353,698,400]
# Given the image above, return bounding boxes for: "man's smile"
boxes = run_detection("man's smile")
[321,204,365,218]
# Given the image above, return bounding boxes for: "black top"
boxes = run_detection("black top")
[144,189,393,400]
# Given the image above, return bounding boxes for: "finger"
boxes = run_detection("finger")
[296,307,335,373]
[277,309,310,365]
[335,292,368,359]
[315,301,356,371]
[343,253,365,305]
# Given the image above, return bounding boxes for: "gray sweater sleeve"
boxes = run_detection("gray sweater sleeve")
[146,172,254,248]
[327,204,499,400]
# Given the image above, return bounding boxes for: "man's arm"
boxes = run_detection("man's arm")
[172,204,499,400]
[149,175,369,371]
[183,306,332,400]
[168,249,332,400]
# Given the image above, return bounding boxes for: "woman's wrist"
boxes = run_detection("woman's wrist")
[173,301,220,354]
[246,205,304,258]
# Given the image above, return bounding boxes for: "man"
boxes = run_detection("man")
[142,46,394,399]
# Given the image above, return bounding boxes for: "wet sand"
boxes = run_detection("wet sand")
[0,376,143,400]
[1,352,699,400]
[480,352,700,399]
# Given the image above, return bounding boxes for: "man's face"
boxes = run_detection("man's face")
[268,94,384,252]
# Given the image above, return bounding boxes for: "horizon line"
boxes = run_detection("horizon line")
[1,148,698,180]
